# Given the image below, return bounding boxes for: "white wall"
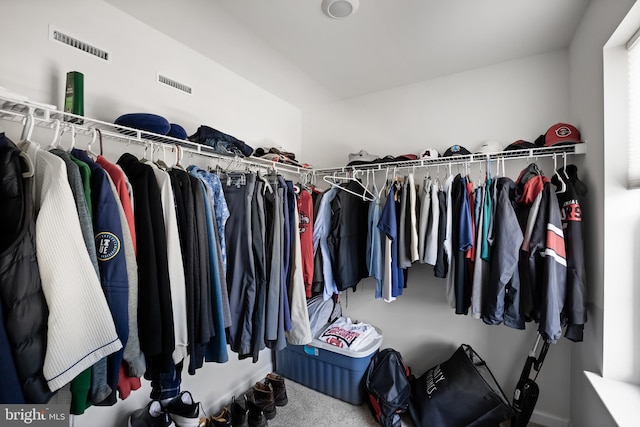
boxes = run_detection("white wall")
[568,0,638,426]
[0,0,302,157]
[0,1,302,426]
[304,50,572,168]
[303,51,577,426]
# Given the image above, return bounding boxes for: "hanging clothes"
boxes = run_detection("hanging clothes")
[553,165,588,342]
[117,153,174,375]
[482,177,525,330]
[148,162,188,365]
[102,171,142,402]
[378,182,403,300]
[222,172,259,355]
[249,178,267,361]
[424,179,440,266]
[51,148,98,413]
[328,180,371,291]
[296,187,314,297]
[188,166,229,363]
[366,183,383,299]
[186,173,215,373]
[418,176,431,264]
[313,186,339,301]
[70,152,111,404]
[72,148,130,406]
[0,135,47,404]
[20,138,121,394]
[286,198,313,345]
[470,183,488,319]
[189,169,228,364]
[264,173,285,345]
[524,182,567,343]
[311,189,326,296]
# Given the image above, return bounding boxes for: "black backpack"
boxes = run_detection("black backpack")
[364,348,413,427]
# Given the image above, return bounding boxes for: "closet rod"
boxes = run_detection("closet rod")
[311,144,587,176]
[0,94,308,176]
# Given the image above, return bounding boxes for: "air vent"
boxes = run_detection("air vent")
[157,74,193,95]
[49,26,110,62]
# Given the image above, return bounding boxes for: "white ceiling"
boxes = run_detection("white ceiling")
[107,0,590,106]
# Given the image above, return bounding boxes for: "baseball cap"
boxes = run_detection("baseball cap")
[541,123,584,147]
[419,148,439,159]
[475,140,503,154]
[347,150,380,166]
[504,140,537,151]
[394,153,419,162]
[442,145,471,157]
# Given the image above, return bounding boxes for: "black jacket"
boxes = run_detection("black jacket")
[0,136,52,403]
[117,153,175,374]
[327,181,370,291]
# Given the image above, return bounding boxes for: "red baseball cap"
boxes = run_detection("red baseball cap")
[543,123,583,147]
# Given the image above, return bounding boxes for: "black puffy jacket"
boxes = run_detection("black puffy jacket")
[0,136,52,403]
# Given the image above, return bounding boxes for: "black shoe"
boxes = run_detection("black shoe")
[129,401,175,427]
[164,391,200,427]
[265,373,288,407]
[251,382,275,420]
[230,395,249,427]
[246,399,268,427]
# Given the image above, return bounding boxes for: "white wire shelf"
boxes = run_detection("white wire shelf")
[312,144,587,176]
[0,94,310,176]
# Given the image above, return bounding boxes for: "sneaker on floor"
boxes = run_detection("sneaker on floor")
[129,401,175,427]
[164,391,200,427]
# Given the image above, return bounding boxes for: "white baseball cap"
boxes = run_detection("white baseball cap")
[475,140,504,154]
[419,148,439,159]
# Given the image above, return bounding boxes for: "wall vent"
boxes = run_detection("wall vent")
[49,26,110,62]
[157,74,193,95]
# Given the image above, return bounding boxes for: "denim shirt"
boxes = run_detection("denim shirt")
[188,166,230,273]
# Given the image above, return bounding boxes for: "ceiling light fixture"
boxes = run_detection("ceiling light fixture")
[321,0,359,19]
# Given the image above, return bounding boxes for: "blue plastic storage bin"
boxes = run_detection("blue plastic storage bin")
[275,328,383,405]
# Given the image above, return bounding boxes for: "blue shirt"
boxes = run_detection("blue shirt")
[378,184,403,298]
[189,166,230,273]
[312,187,339,300]
[367,192,383,299]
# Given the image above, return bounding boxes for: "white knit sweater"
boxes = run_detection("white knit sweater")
[20,140,122,392]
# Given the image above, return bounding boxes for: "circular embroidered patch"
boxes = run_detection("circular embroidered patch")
[95,232,121,261]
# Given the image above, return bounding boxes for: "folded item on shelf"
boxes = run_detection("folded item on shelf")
[188,125,254,157]
[317,317,381,352]
[114,113,171,136]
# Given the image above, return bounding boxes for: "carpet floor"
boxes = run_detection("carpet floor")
[251,378,545,427]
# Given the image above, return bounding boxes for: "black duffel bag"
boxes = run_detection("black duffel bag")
[409,344,514,427]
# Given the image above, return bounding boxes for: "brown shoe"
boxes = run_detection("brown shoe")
[251,382,276,420]
[209,406,232,427]
[265,373,288,407]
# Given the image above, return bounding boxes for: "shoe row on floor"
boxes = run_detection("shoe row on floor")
[200,373,289,427]
[127,373,288,427]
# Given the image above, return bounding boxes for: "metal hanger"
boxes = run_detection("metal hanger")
[173,144,185,170]
[86,127,98,157]
[46,119,62,150]
[322,171,375,201]
[553,153,567,193]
